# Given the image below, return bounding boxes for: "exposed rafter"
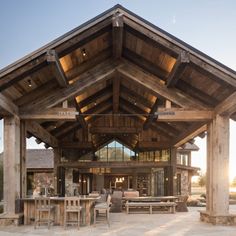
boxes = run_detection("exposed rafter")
[46,49,68,87]
[113,75,120,113]
[166,51,190,87]
[112,12,124,58]
[21,59,119,112]
[26,121,58,148]
[143,98,160,130]
[73,99,88,129]
[118,60,210,110]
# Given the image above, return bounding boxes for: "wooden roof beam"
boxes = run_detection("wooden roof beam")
[113,75,120,113]
[78,84,112,108]
[143,98,160,130]
[74,99,88,129]
[120,85,153,108]
[19,107,77,120]
[21,59,119,112]
[215,91,236,116]
[112,13,124,58]
[47,49,68,87]
[60,141,94,149]
[172,123,207,147]
[26,121,58,148]
[0,93,19,116]
[90,127,141,134]
[118,60,210,110]
[166,51,190,87]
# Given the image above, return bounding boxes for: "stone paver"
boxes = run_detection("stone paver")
[1,207,236,236]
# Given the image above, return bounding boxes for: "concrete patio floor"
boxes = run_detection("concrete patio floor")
[1,206,236,236]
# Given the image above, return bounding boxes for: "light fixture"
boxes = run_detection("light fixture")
[94,102,97,106]
[82,48,86,57]
[27,79,32,87]
[134,101,137,105]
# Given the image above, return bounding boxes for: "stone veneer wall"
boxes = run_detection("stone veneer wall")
[180,170,189,195]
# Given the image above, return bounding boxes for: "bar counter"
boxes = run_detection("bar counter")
[23,196,99,226]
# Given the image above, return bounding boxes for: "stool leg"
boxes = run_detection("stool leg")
[94,209,96,226]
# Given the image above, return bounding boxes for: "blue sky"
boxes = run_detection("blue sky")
[0,0,236,178]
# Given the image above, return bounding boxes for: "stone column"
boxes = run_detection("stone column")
[3,116,21,217]
[201,114,230,224]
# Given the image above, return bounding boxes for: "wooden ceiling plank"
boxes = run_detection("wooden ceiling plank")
[113,75,120,113]
[46,50,68,87]
[26,121,58,147]
[112,13,124,58]
[166,51,190,87]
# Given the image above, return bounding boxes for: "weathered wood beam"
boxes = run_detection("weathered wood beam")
[173,123,207,147]
[215,91,236,116]
[60,141,93,149]
[26,121,58,147]
[90,127,142,134]
[74,99,87,129]
[20,108,77,120]
[143,98,160,130]
[82,98,112,116]
[118,60,210,110]
[113,75,120,113]
[166,51,190,87]
[78,84,112,108]
[121,85,153,108]
[56,123,81,138]
[0,93,19,116]
[21,59,119,112]
[47,50,68,87]
[157,108,214,122]
[112,13,123,58]
[176,80,218,107]
[123,48,168,80]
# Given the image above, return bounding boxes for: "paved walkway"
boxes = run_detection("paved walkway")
[1,207,236,236]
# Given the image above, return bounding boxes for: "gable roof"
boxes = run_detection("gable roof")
[0,5,235,151]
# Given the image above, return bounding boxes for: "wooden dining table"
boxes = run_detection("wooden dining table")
[23,196,100,226]
[122,196,178,202]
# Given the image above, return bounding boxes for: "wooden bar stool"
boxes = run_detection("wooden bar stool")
[34,197,55,229]
[94,194,111,227]
[64,197,82,229]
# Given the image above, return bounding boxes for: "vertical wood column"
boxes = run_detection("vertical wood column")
[167,148,177,196]
[206,114,229,215]
[20,121,27,198]
[3,116,21,215]
[53,148,61,195]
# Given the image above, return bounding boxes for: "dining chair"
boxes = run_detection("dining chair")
[64,197,82,229]
[94,194,111,227]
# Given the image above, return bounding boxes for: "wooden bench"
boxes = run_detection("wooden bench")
[125,201,176,214]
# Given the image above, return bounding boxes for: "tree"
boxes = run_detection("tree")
[198,173,206,187]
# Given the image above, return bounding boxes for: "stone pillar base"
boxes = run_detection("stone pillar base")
[200,210,236,225]
[0,213,23,226]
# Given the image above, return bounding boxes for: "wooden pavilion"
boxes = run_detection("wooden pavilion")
[0,4,236,225]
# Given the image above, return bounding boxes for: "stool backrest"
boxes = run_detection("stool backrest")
[34,197,51,209]
[64,197,81,211]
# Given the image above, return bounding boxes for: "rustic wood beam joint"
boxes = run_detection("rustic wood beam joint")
[46,49,68,87]
[0,93,19,117]
[26,121,58,148]
[166,51,190,87]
